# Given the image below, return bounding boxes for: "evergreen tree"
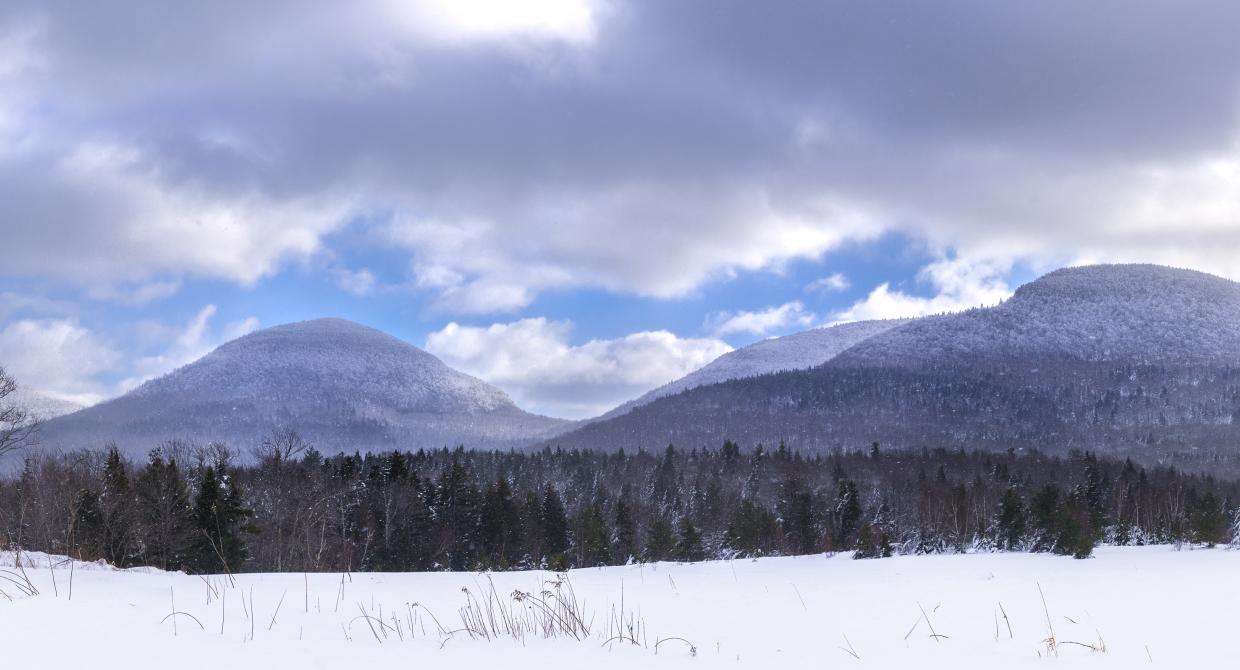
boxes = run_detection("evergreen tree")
[612,487,638,563]
[644,516,676,561]
[1190,491,1228,547]
[1029,483,1060,552]
[834,479,862,549]
[777,476,818,554]
[188,466,252,574]
[540,485,570,570]
[134,450,193,571]
[727,498,779,556]
[434,460,482,571]
[479,477,523,568]
[675,518,705,562]
[996,487,1027,551]
[100,446,136,566]
[572,497,612,567]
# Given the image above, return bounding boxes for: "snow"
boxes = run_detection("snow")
[2,388,85,422]
[838,264,1240,367]
[37,318,571,456]
[3,545,1236,668]
[598,319,908,421]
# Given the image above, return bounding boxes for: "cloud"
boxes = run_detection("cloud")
[805,273,850,294]
[708,301,815,337]
[0,319,120,405]
[86,280,181,306]
[118,305,260,392]
[4,0,1240,312]
[426,318,731,418]
[831,257,1014,323]
[386,0,601,45]
[334,268,377,296]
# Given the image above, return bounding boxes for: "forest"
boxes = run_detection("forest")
[2,429,1236,574]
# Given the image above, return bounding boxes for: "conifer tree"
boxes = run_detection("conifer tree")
[434,460,482,571]
[1190,491,1228,547]
[996,486,1027,551]
[612,487,638,563]
[572,497,612,567]
[540,485,570,570]
[675,518,705,562]
[100,446,136,566]
[644,516,676,561]
[479,477,523,568]
[834,478,862,548]
[134,450,193,570]
[188,466,253,574]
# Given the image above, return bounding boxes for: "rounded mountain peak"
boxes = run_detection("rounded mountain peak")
[134,317,514,413]
[836,264,1240,366]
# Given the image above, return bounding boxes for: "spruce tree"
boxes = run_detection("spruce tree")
[675,519,705,562]
[644,516,676,562]
[100,446,136,567]
[612,487,638,563]
[479,477,523,568]
[134,450,193,571]
[1190,491,1228,547]
[997,487,1027,551]
[540,485,570,570]
[188,466,252,574]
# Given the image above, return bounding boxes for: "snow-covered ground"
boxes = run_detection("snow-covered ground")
[2,546,1236,668]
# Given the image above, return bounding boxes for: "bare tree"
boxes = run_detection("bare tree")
[0,365,38,459]
[252,428,310,570]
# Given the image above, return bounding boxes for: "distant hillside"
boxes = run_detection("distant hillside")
[596,319,908,421]
[39,318,572,457]
[550,265,1240,474]
[5,388,85,422]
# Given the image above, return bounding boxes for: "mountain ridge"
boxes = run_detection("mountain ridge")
[39,318,571,457]
[547,264,1240,471]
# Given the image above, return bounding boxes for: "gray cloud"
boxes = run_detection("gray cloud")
[4,1,1240,304]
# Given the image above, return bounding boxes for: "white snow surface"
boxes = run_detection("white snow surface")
[2,545,1236,668]
[598,319,908,421]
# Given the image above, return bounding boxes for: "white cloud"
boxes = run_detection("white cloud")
[387,0,601,45]
[386,191,881,313]
[335,268,377,296]
[831,257,1014,323]
[118,305,260,392]
[708,301,815,337]
[426,318,731,418]
[86,280,181,306]
[0,319,121,405]
[804,272,850,294]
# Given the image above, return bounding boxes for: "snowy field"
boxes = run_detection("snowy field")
[2,546,1237,669]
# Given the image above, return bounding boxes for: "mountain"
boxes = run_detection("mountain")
[550,265,1240,473]
[596,319,909,421]
[5,388,86,422]
[39,318,571,457]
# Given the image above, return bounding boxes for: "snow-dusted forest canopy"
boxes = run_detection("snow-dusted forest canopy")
[4,437,1235,575]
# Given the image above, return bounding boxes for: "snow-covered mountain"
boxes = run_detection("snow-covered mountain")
[4,388,86,422]
[596,319,908,421]
[835,264,1240,367]
[39,318,571,457]
[550,265,1240,466]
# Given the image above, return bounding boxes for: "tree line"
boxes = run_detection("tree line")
[1,431,1237,574]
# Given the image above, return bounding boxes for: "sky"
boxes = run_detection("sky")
[2,1,1239,419]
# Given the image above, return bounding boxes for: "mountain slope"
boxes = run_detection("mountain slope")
[835,264,1240,367]
[596,319,909,421]
[550,265,1240,471]
[40,318,571,456]
[5,388,85,422]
